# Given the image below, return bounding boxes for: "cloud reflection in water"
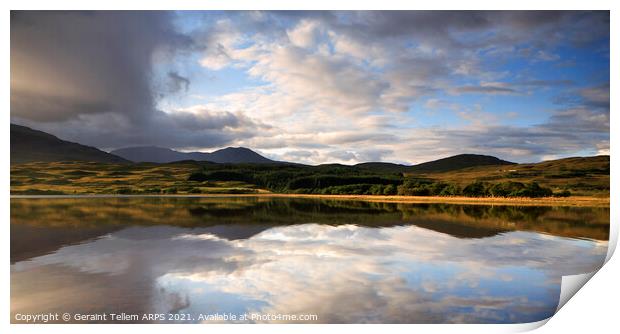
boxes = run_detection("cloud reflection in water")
[11,223,607,323]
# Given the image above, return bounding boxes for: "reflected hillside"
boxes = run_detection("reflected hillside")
[11,197,608,263]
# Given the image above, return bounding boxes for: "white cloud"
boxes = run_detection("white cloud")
[287,19,322,49]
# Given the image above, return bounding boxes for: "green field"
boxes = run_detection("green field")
[10,155,609,197]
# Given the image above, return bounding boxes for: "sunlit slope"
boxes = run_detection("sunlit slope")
[409,155,609,196]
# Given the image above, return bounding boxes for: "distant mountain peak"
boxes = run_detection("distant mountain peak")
[111,145,274,164]
[410,153,515,173]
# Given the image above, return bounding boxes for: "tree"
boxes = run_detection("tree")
[488,182,525,197]
[462,181,487,197]
[383,184,397,195]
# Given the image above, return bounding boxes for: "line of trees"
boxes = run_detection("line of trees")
[396,179,564,198]
[188,169,567,198]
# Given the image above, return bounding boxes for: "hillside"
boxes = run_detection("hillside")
[355,162,412,173]
[409,154,515,173]
[11,155,609,197]
[10,124,129,164]
[9,124,609,198]
[355,154,514,173]
[409,155,610,196]
[111,146,274,164]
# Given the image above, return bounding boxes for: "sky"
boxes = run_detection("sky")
[10,11,610,165]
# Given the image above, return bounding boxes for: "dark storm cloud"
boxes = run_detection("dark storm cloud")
[14,109,264,150]
[11,11,189,122]
[10,11,257,149]
[10,90,113,122]
[167,71,191,93]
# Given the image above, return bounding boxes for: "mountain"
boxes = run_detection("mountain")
[355,155,514,173]
[192,147,274,164]
[409,154,515,173]
[355,162,412,173]
[11,124,129,164]
[10,123,515,170]
[108,146,187,164]
[111,146,275,164]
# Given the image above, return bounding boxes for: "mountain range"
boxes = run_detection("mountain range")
[110,146,275,164]
[353,154,514,173]
[11,123,516,171]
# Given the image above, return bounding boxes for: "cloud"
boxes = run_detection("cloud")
[579,83,610,108]
[11,11,188,123]
[10,11,264,150]
[167,71,191,93]
[10,11,609,163]
[452,85,518,95]
[515,79,574,87]
[395,108,609,164]
[287,19,322,48]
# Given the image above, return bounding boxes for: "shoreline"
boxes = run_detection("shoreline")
[10,193,610,207]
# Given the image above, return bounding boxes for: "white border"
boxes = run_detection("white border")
[2,1,617,334]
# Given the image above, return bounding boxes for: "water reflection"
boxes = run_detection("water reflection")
[10,197,609,323]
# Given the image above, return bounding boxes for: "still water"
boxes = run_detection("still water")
[10,197,609,324]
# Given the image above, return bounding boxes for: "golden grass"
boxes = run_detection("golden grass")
[10,161,259,195]
[271,194,610,207]
[11,193,610,208]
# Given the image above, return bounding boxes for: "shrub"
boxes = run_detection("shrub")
[383,184,397,195]
[188,172,209,182]
[553,190,571,197]
[429,182,450,196]
[369,184,385,195]
[287,175,399,190]
[321,184,374,195]
[462,181,487,197]
[115,187,134,194]
[509,182,553,198]
[204,171,250,182]
[488,182,525,197]
[439,184,460,196]
[164,187,178,194]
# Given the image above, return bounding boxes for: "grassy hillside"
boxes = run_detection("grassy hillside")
[409,154,515,172]
[10,155,609,197]
[10,161,262,195]
[11,124,129,164]
[409,155,609,197]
